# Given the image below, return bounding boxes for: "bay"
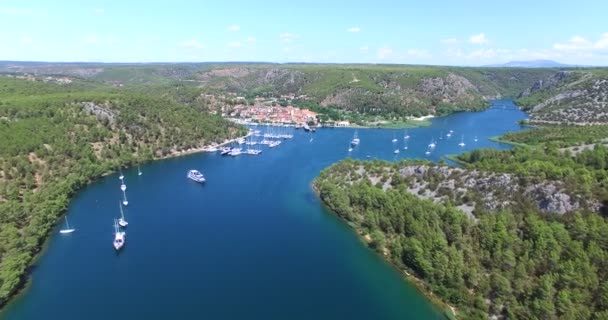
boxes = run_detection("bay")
[1,99,525,319]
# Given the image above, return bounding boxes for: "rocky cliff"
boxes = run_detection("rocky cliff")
[517,70,608,124]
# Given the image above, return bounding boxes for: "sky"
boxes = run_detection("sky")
[1,0,607,66]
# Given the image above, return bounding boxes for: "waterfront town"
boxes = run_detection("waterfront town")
[227,104,319,126]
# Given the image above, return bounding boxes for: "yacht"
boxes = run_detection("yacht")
[303,124,311,132]
[428,140,436,148]
[351,131,360,146]
[59,216,76,234]
[220,147,231,156]
[348,147,353,152]
[394,149,400,154]
[187,169,206,183]
[269,140,281,148]
[229,147,242,156]
[205,146,219,152]
[118,201,128,227]
[120,183,127,191]
[113,219,126,251]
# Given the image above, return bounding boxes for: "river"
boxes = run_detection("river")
[1,99,526,319]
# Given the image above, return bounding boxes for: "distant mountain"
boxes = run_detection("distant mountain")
[485,60,571,68]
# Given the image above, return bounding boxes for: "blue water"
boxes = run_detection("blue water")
[1,100,526,319]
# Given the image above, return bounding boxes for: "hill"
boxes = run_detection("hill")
[0,63,558,119]
[516,69,608,124]
[485,60,571,68]
[0,76,245,305]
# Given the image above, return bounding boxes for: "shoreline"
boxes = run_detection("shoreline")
[311,183,456,319]
[159,132,252,160]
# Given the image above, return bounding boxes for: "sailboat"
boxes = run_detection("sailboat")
[425,146,431,155]
[119,170,124,180]
[118,201,128,227]
[403,139,408,150]
[138,166,142,176]
[351,131,360,146]
[428,138,436,148]
[403,130,410,139]
[391,132,398,143]
[474,136,478,142]
[120,182,127,191]
[458,135,466,147]
[122,190,129,206]
[113,219,126,251]
[59,216,76,234]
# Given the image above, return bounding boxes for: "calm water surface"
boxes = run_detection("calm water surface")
[2,100,525,319]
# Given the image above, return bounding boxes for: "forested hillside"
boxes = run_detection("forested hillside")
[0,77,244,305]
[0,63,558,118]
[315,125,608,319]
[516,69,608,124]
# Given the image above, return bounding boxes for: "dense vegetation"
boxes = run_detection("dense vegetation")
[0,76,245,305]
[515,69,608,124]
[0,63,561,120]
[315,126,608,319]
[499,124,608,147]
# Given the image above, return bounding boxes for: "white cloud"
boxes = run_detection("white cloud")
[279,32,298,43]
[228,41,241,48]
[469,33,489,45]
[347,27,361,33]
[94,8,105,14]
[595,33,608,49]
[227,25,240,32]
[359,46,369,52]
[182,39,204,49]
[19,37,33,45]
[441,38,459,44]
[377,47,394,60]
[247,37,256,43]
[553,35,592,51]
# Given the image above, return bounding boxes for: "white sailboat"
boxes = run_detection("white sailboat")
[403,139,408,150]
[113,219,125,251]
[138,166,142,176]
[391,132,398,143]
[118,201,128,227]
[122,190,129,206]
[394,148,400,154]
[351,131,360,146]
[403,130,410,139]
[458,135,466,147]
[59,216,76,234]
[119,170,124,180]
[474,136,478,142]
[120,183,127,191]
[428,138,436,148]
